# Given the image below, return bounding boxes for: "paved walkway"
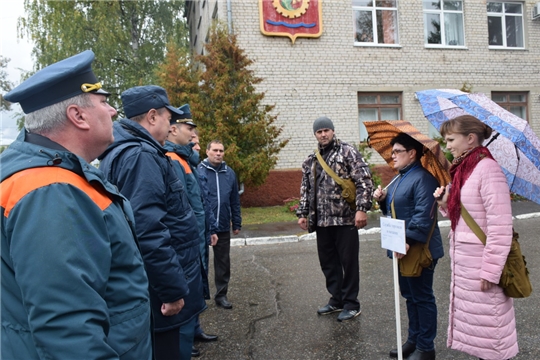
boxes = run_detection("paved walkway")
[199,201,540,359]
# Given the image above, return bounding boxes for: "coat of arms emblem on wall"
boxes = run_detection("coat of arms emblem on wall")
[259,0,323,44]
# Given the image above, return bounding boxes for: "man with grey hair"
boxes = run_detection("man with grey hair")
[1,50,152,359]
[297,116,374,322]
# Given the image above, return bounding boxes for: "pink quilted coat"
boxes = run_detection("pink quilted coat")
[442,158,518,360]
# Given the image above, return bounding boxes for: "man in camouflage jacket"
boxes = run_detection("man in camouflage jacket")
[297,116,374,322]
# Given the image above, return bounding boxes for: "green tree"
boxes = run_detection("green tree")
[18,0,189,112]
[1,56,14,112]
[195,25,288,187]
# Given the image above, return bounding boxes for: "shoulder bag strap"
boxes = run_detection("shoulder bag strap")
[460,203,487,245]
[314,150,344,186]
[312,156,317,203]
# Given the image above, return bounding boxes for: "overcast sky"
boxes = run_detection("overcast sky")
[1,0,34,145]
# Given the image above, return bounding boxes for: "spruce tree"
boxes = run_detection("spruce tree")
[196,25,289,187]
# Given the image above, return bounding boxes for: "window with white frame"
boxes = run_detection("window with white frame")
[492,92,528,120]
[358,92,402,141]
[423,0,465,46]
[353,0,399,45]
[487,2,524,48]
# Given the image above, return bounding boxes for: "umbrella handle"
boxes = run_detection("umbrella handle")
[383,176,400,191]
[484,131,500,147]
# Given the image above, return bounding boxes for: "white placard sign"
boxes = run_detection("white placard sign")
[380,217,406,255]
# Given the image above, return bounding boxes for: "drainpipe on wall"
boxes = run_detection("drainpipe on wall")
[226,0,238,194]
[226,0,232,34]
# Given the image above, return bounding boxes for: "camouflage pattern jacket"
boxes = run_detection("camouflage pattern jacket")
[297,139,374,231]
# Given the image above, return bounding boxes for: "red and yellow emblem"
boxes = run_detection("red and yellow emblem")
[259,0,323,44]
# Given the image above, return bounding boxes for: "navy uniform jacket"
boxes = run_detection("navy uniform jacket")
[99,119,206,331]
[165,140,212,299]
[1,130,152,359]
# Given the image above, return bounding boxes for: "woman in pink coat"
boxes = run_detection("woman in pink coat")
[434,115,518,360]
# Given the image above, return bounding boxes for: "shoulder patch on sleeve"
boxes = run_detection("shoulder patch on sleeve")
[166,152,192,174]
[1,167,113,217]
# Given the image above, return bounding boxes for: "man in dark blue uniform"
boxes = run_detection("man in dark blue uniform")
[99,86,206,360]
[165,104,219,352]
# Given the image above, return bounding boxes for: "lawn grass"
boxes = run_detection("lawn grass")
[241,205,297,225]
[241,204,384,225]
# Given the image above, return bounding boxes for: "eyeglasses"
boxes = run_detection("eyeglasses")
[391,149,409,155]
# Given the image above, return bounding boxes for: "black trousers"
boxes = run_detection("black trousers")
[213,231,231,299]
[154,327,180,360]
[154,316,196,360]
[315,225,360,311]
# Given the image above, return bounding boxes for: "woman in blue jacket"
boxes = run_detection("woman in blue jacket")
[374,133,443,360]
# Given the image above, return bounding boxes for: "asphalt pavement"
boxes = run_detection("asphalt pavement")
[196,201,540,359]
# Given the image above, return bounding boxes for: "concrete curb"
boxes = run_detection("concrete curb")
[232,212,540,247]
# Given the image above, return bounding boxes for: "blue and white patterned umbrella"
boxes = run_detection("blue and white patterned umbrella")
[416,89,540,205]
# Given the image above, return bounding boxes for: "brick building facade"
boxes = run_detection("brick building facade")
[186,0,540,205]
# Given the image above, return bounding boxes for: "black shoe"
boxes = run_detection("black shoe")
[191,346,200,357]
[215,297,233,309]
[408,349,435,360]
[194,332,218,342]
[337,308,361,322]
[317,304,342,315]
[389,342,416,358]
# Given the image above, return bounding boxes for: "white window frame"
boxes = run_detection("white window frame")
[352,0,400,47]
[423,0,466,48]
[487,1,525,49]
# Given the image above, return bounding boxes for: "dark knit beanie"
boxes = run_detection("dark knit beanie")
[313,116,334,133]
